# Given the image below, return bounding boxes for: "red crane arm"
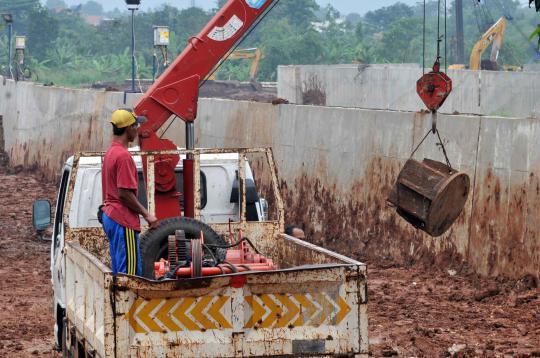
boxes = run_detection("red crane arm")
[135,0,276,130]
[134,0,277,220]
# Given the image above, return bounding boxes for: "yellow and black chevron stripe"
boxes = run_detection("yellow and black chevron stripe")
[124,228,138,275]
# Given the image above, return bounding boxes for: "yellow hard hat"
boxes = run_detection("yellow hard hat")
[110,109,146,128]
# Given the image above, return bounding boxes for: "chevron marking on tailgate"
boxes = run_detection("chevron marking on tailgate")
[126,295,232,333]
[244,293,351,329]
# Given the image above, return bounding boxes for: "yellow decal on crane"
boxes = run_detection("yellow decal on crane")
[244,293,351,329]
[126,296,232,333]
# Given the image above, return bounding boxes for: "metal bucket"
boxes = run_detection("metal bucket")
[387,158,470,237]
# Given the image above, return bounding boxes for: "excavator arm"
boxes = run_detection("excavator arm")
[133,0,277,219]
[470,17,506,70]
[228,48,262,81]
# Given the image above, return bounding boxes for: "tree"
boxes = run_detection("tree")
[528,0,540,48]
[81,1,103,16]
[375,17,423,63]
[364,3,414,32]
[346,13,362,26]
[268,0,319,30]
[45,0,67,9]
[324,4,340,22]
[27,5,60,59]
[216,0,227,10]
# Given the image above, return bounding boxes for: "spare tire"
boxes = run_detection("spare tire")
[140,216,225,279]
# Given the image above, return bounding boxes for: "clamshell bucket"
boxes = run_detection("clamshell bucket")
[388,158,470,237]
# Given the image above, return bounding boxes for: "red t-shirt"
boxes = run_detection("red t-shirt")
[102,141,141,231]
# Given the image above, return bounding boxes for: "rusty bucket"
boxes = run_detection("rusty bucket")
[388,158,470,237]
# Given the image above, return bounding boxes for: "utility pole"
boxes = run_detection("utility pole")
[190,0,195,8]
[455,0,465,64]
[131,8,136,92]
[125,0,140,93]
[1,13,13,79]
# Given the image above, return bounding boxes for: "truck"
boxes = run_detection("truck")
[33,147,369,357]
[31,0,370,356]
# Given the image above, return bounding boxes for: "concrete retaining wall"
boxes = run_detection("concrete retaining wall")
[1,77,539,280]
[0,79,145,177]
[278,64,540,119]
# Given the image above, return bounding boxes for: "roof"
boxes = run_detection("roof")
[84,15,102,26]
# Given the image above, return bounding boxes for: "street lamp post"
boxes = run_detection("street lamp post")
[1,13,13,79]
[125,0,140,93]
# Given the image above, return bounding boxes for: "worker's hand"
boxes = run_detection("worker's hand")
[144,213,159,229]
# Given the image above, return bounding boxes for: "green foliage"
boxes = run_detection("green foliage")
[45,0,67,9]
[364,3,414,33]
[1,0,539,87]
[26,5,60,59]
[376,18,424,64]
[81,1,103,16]
[529,24,540,48]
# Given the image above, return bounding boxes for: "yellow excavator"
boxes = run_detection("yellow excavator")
[207,47,262,81]
[450,17,519,71]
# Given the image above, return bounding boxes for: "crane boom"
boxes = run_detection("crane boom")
[134,0,277,220]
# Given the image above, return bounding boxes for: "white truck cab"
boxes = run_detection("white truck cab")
[48,148,267,349]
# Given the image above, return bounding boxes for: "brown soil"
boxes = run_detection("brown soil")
[0,160,58,357]
[0,159,538,357]
[368,263,540,357]
[88,79,280,103]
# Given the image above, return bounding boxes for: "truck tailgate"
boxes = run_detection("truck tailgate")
[65,241,368,357]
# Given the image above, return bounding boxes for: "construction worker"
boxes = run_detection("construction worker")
[285,225,305,239]
[100,109,159,275]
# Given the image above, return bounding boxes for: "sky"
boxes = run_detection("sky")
[52,0,532,15]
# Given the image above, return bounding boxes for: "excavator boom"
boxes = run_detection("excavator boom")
[470,17,506,70]
[448,17,507,71]
[227,48,262,81]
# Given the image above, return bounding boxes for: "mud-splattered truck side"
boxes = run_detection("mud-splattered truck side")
[36,147,368,357]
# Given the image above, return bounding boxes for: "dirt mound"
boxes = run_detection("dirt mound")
[86,79,280,103]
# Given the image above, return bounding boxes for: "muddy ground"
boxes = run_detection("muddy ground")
[0,159,539,357]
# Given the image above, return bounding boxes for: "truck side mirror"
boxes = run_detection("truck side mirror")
[32,199,52,233]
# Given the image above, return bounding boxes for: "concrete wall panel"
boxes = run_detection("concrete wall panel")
[278,65,540,118]
[1,77,539,279]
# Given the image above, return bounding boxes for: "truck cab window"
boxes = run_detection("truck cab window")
[137,171,207,210]
[53,169,70,253]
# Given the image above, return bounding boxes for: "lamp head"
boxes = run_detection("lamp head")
[125,0,141,10]
[1,13,13,23]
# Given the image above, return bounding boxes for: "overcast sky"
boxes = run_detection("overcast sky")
[52,0,531,15]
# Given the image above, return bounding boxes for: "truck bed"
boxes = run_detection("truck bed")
[64,233,368,357]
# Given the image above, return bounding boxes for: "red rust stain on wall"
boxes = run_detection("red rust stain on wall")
[9,114,105,181]
[469,168,540,279]
[281,156,466,269]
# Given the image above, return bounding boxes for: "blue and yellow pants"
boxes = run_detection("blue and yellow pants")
[102,212,142,276]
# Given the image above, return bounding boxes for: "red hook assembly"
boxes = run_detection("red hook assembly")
[416,59,452,113]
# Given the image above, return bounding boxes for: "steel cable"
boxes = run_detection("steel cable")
[423,0,426,74]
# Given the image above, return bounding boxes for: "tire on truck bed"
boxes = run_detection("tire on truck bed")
[139,216,226,279]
